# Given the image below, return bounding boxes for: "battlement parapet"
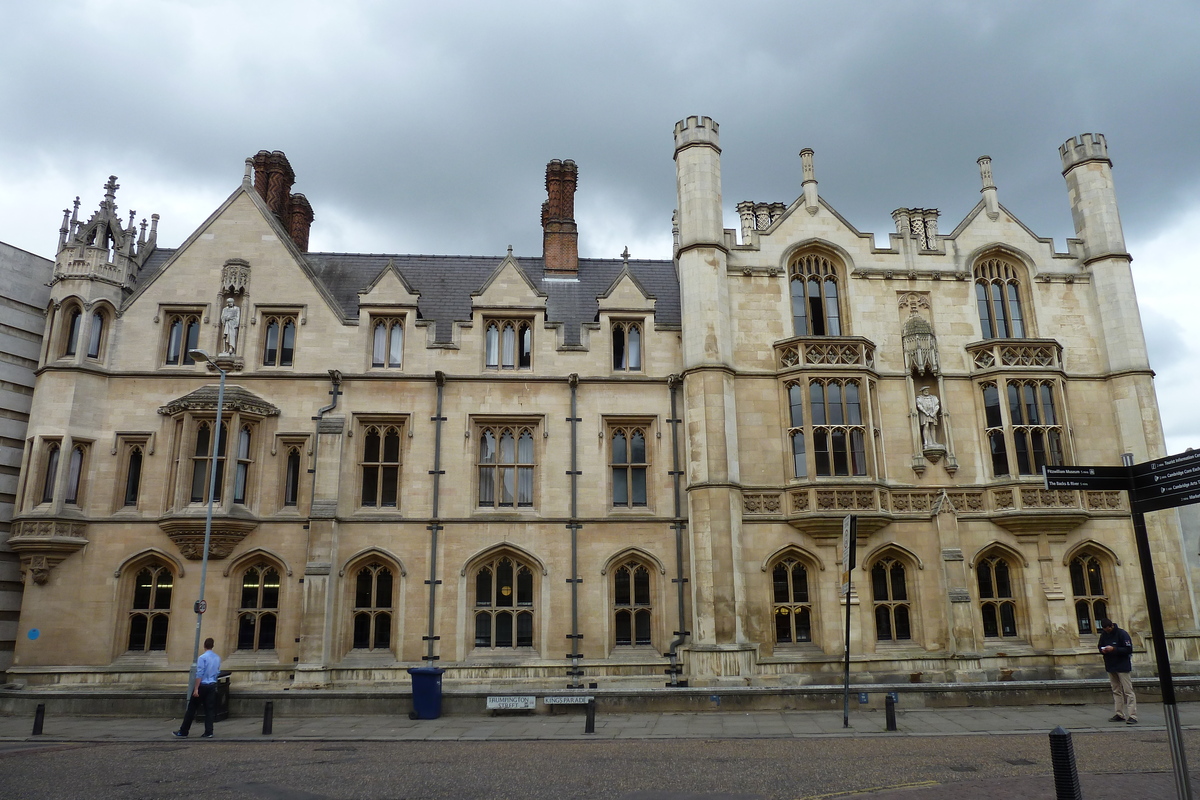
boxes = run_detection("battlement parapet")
[674,115,720,151]
[1060,133,1110,171]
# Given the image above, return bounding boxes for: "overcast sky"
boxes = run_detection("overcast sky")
[1,1,1197,453]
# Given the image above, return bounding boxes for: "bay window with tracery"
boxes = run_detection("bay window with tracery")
[790,252,843,336]
[472,554,535,649]
[477,425,535,508]
[981,379,1065,477]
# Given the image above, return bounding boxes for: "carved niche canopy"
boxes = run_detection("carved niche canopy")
[8,519,89,584]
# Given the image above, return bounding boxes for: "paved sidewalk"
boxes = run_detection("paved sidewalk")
[2,702,1197,799]
[1,700,1197,740]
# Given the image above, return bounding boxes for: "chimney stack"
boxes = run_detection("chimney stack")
[542,159,578,276]
[251,150,314,252]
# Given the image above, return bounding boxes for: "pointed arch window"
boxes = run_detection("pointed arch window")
[612,320,643,372]
[613,560,653,646]
[371,317,404,368]
[472,554,535,649]
[87,310,105,359]
[610,425,648,507]
[352,562,394,650]
[64,444,86,505]
[190,421,227,503]
[262,314,297,367]
[1070,552,1110,635]
[237,563,280,651]
[283,446,301,507]
[771,556,813,644]
[871,557,912,641]
[484,319,532,370]
[974,257,1026,339]
[63,307,83,357]
[40,442,60,504]
[233,425,253,504]
[124,446,143,507]
[360,424,403,508]
[127,563,173,652]
[977,553,1020,638]
[477,424,536,508]
[164,312,201,366]
[790,252,843,336]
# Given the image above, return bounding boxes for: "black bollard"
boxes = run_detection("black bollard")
[262,701,274,735]
[885,694,897,732]
[1048,726,1083,800]
[31,703,45,736]
[584,698,595,734]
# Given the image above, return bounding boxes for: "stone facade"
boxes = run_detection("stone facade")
[8,121,1198,690]
[0,242,52,677]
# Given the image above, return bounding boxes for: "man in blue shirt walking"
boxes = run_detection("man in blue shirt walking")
[174,638,221,738]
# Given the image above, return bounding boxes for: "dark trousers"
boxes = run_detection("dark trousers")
[180,682,217,735]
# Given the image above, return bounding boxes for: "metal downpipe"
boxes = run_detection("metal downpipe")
[424,371,447,662]
[665,374,689,685]
[567,374,583,688]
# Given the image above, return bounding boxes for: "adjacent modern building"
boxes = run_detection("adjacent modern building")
[7,120,1197,690]
[0,241,53,678]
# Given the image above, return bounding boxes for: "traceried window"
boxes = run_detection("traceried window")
[371,317,404,368]
[790,252,842,336]
[283,446,301,507]
[127,563,173,651]
[977,554,1019,638]
[233,425,253,504]
[478,425,535,508]
[87,310,105,359]
[612,321,643,372]
[484,319,532,370]
[871,557,912,642]
[472,554,535,649]
[164,312,201,366]
[981,379,1065,477]
[975,257,1026,339]
[63,444,86,505]
[63,307,83,357]
[352,562,394,650]
[610,426,648,507]
[788,378,867,477]
[771,556,813,644]
[190,421,228,503]
[360,424,403,508]
[39,441,60,504]
[237,564,280,651]
[262,314,297,367]
[613,560,652,646]
[1070,552,1109,635]
[123,446,144,507]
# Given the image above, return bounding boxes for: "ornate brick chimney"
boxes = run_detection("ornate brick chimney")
[542,159,578,276]
[251,150,314,252]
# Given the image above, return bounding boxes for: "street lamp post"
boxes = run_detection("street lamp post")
[185,348,226,705]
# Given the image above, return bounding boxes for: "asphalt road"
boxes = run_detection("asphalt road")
[0,731,1195,800]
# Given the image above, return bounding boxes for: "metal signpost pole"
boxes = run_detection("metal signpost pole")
[185,349,225,706]
[1123,453,1192,800]
[842,515,856,729]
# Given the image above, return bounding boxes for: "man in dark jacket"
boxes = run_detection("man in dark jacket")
[1098,618,1136,724]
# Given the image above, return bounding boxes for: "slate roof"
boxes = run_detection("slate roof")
[303,253,680,346]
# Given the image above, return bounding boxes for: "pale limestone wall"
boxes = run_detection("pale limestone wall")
[0,242,52,676]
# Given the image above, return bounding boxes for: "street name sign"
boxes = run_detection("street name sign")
[543,695,594,705]
[486,696,536,710]
[1043,465,1129,491]
[1132,450,1200,513]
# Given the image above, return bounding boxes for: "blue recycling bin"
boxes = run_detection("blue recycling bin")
[408,666,446,720]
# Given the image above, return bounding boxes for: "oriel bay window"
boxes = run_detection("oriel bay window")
[790,251,843,336]
[787,378,868,478]
[981,379,1065,477]
[473,554,535,649]
[478,425,535,508]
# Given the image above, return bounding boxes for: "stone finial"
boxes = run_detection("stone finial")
[978,156,999,220]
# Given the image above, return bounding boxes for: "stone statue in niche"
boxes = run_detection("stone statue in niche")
[220,297,240,355]
[917,387,942,448]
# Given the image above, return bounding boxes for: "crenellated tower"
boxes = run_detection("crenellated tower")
[673,116,751,664]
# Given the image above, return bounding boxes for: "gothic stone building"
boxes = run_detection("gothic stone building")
[7,119,1198,689]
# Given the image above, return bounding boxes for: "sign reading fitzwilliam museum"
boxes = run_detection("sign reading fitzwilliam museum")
[1044,449,1200,513]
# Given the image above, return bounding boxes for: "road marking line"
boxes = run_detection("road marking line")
[795,781,940,799]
